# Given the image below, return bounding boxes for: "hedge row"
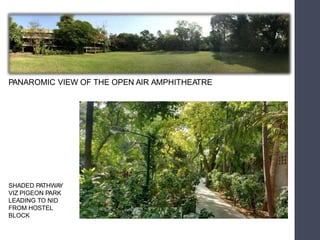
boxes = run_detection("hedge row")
[209,170,264,213]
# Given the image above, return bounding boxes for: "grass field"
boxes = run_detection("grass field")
[9,51,289,73]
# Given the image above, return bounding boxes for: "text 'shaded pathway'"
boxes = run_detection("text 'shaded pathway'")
[196,178,246,218]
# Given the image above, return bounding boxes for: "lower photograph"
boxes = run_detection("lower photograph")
[79,101,288,219]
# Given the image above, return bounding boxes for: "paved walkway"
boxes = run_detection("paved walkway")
[196,178,246,218]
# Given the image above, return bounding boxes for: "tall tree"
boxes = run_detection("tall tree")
[96,23,110,52]
[139,30,156,51]
[249,15,289,53]
[214,102,262,174]
[262,102,276,217]
[54,15,75,52]
[210,15,234,51]
[54,14,99,53]
[209,14,289,53]
[174,20,190,50]
[9,17,23,52]
[23,21,43,54]
[264,102,288,213]
[188,22,202,51]
[182,102,226,185]
[229,15,253,51]
[173,21,202,51]
[84,102,94,169]
[156,30,165,50]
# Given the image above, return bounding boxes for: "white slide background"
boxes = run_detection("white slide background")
[0,1,294,239]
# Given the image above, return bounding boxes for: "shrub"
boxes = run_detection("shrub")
[125,172,145,206]
[199,208,215,218]
[80,167,201,218]
[210,169,223,191]
[80,168,111,218]
[230,173,243,204]
[238,175,264,212]
[220,173,234,198]
[80,168,133,218]
[276,188,288,218]
[182,196,197,215]
[209,170,264,213]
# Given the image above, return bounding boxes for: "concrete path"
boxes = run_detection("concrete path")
[196,178,246,218]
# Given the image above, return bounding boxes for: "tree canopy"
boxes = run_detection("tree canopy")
[9,17,23,52]
[209,14,289,53]
[54,14,101,53]
[109,20,203,52]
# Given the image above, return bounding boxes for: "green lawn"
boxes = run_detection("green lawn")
[9,51,289,73]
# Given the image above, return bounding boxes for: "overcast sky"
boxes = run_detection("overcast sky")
[10,14,212,36]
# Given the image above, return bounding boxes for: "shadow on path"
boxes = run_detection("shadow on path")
[196,178,246,218]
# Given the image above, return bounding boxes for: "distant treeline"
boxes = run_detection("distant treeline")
[10,14,289,54]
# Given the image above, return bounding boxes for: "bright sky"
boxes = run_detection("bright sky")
[10,14,212,36]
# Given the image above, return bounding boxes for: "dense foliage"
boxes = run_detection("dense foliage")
[109,21,202,52]
[9,14,289,54]
[80,168,200,218]
[210,14,289,53]
[79,101,288,218]
[276,188,288,218]
[80,102,202,218]
[9,17,23,52]
[54,15,102,53]
[210,170,264,213]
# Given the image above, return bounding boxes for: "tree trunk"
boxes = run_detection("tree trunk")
[198,141,209,171]
[270,139,280,200]
[209,147,219,171]
[84,102,94,169]
[262,102,276,217]
[94,133,112,161]
[198,140,213,187]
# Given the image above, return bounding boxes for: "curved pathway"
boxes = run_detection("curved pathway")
[196,178,246,218]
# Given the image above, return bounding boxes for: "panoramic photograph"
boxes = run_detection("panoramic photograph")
[9,14,289,73]
[79,101,288,218]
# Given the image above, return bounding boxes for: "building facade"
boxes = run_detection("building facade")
[21,29,56,53]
